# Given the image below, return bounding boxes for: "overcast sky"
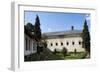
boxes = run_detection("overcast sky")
[24,11,90,33]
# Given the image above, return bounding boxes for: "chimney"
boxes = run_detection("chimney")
[71,26,74,30]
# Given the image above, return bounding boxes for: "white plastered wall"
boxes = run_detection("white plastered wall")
[46,36,85,52]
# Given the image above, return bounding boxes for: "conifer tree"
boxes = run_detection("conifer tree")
[82,20,90,53]
[34,15,41,41]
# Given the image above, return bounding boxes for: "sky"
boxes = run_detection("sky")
[24,11,90,33]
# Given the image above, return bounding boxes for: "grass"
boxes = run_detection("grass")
[24,48,63,61]
[54,52,87,60]
[24,47,88,61]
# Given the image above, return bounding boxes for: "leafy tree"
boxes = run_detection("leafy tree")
[34,15,41,41]
[82,20,90,53]
[26,23,34,30]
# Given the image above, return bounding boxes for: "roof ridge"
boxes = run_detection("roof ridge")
[42,29,82,34]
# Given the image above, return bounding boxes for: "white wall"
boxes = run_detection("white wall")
[24,34,37,56]
[47,37,85,52]
[0,0,100,73]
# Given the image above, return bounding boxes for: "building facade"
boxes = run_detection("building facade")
[24,25,85,56]
[24,25,37,56]
[43,27,85,52]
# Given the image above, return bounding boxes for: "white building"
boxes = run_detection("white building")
[43,26,85,52]
[24,25,37,56]
[24,25,85,56]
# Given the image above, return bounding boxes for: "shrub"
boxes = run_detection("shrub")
[62,47,68,57]
[54,48,57,54]
[37,46,43,54]
[74,49,77,54]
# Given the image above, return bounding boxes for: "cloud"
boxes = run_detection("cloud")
[86,14,90,21]
[86,14,89,17]
[86,16,90,21]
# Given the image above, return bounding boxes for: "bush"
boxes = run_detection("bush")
[62,47,68,57]
[74,49,77,54]
[54,48,57,54]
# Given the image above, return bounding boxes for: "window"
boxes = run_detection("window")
[25,38,28,50]
[33,42,37,50]
[56,43,58,46]
[29,40,30,50]
[66,42,69,45]
[61,42,63,46]
[72,42,75,45]
[51,43,53,46]
[33,43,34,50]
[79,41,81,45]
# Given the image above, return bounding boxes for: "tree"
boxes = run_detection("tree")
[26,23,34,30]
[62,47,68,57]
[25,23,35,38]
[54,48,57,54]
[74,49,77,54]
[34,15,42,54]
[82,20,90,53]
[34,15,42,41]
[42,35,48,48]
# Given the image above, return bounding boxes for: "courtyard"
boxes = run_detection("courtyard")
[24,47,88,61]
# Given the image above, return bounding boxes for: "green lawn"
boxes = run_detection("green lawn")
[25,51,88,61]
[55,52,87,60]
[24,46,89,61]
[24,48,63,61]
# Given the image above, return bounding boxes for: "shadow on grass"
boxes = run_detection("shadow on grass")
[24,47,88,62]
[24,48,63,62]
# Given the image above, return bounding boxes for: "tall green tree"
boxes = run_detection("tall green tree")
[82,20,90,53]
[34,15,42,41]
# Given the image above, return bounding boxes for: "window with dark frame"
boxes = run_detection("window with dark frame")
[79,41,81,45]
[56,43,58,46]
[29,40,30,50]
[33,43,34,50]
[61,42,63,46]
[72,41,75,45]
[66,42,69,45]
[51,43,53,46]
[25,38,28,50]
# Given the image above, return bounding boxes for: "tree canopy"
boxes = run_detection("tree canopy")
[26,22,34,31]
[34,15,42,41]
[82,20,90,53]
